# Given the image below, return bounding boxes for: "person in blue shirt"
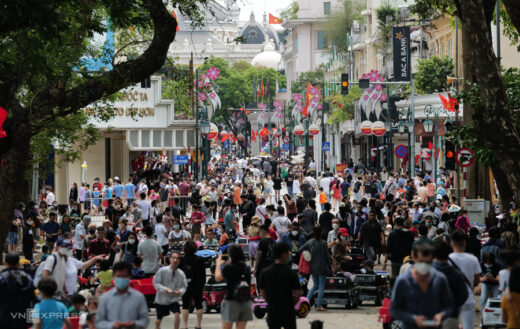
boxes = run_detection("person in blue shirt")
[113,180,125,200]
[124,178,136,206]
[34,277,71,329]
[92,187,101,211]
[390,240,455,329]
[42,212,61,251]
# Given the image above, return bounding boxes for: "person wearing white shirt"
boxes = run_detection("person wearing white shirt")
[292,176,301,195]
[319,174,331,197]
[155,215,169,264]
[73,216,91,260]
[137,192,152,226]
[449,230,482,329]
[45,187,56,206]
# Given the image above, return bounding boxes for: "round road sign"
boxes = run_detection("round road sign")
[395,144,408,159]
[455,148,475,167]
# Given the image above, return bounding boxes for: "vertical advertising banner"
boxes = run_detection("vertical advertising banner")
[393,26,411,81]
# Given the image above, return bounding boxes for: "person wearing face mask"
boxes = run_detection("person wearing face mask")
[42,239,72,297]
[326,219,342,248]
[390,240,455,329]
[280,222,306,264]
[22,214,37,261]
[96,262,149,329]
[120,232,139,265]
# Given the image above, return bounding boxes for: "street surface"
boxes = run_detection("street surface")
[147,306,381,329]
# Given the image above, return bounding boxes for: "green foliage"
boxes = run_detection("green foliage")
[292,69,325,95]
[498,5,520,51]
[415,56,454,94]
[409,0,457,18]
[279,1,299,20]
[325,0,365,53]
[455,68,520,166]
[161,63,192,116]
[326,86,362,124]
[374,4,399,54]
[197,57,286,122]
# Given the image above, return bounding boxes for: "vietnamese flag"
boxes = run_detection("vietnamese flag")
[302,83,312,117]
[269,14,283,24]
[172,10,180,31]
[438,93,458,112]
[261,79,265,97]
[220,135,229,143]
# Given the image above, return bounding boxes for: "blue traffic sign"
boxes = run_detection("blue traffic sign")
[282,144,289,151]
[322,142,330,151]
[395,144,408,159]
[173,155,189,164]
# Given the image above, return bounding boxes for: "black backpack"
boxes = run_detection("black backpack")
[233,264,251,302]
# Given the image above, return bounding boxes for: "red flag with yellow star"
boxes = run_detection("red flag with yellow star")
[269,14,283,24]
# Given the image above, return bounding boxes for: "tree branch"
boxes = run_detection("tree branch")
[503,0,520,36]
[33,0,177,122]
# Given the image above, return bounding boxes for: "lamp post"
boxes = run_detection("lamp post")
[304,118,310,168]
[199,106,210,179]
[398,106,414,178]
[423,104,448,187]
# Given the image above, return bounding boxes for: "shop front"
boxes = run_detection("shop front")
[54,76,196,203]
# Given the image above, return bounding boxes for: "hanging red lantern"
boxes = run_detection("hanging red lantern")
[259,127,269,138]
[309,123,320,135]
[237,133,245,141]
[294,124,304,136]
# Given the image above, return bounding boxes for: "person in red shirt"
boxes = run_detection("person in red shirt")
[88,226,111,257]
[93,177,103,193]
[189,204,206,241]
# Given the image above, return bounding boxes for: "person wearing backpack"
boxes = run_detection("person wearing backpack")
[215,244,253,329]
[254,224,275,286]
[179,241,206,329]
[432,239,469,329]
[299,226,331,311]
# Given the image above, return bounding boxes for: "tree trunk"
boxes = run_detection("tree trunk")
[0,121,32,261]
[457,0,520,209]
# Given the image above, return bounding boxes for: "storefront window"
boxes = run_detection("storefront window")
[153,130,162,147]
[164,130,173,148]
[176,130,184,147]
[187,130,195,147]
[130,130,138,148]
[141,130,150,148]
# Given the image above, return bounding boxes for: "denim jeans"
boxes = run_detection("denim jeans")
[287,185,293,198]
[459,303,475,329]
[480,284,500,313]
[306,274,326,307]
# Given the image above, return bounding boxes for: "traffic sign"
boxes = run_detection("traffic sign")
[282,143,289,151]
[395,144,408,159]
[283,136,289,143]
[455,148,475,167]
[322,142,330,151]
[173,155,189,165]
[359,79,370,89]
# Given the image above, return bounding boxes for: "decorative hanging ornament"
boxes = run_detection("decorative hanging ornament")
[206,123,218,139]
[259,127,269,138]
[360,120,373,135]
[309,123,320,135]
[237,133,245,141]
[293,124,304,136]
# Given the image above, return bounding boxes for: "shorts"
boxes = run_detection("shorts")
[191,223,201,235]
[156,302,181,319]
[161,245,169,256]
[8,231,18,245]
[182,289,203,310]
[249,240,259,258]
[221,299,253,322]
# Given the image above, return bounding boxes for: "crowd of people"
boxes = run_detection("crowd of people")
[2,155,520,329]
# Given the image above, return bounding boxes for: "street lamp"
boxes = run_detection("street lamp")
[398,106,414,178]
[424,104,449,188]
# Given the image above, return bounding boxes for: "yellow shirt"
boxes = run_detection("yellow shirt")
[96,270,113,286]
[501,292,520,329]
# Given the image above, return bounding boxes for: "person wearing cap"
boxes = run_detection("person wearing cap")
[42,238,71,296]
[93,177,103,193]
[0,253,36,329]
[112,179,124,200]
[74,215,91,260]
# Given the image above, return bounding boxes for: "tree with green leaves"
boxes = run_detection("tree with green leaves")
[325,0,365,53]
[415,57,454,94]
[0,0,211,256]
[411,0,520,208]
[279,1,299,21]
[291,69,325,95]
[327,86,362,124]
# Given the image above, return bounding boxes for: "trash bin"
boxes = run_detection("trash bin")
[464,199,490,226]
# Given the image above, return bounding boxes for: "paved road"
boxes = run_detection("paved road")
[148,304,381,329]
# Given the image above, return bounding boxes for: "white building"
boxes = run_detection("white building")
[169,1,281,66]
[54,76,196,203]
